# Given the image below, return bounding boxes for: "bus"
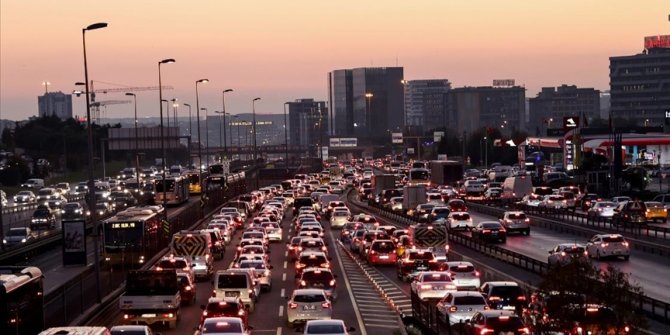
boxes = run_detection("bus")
[103,206,163,268]
[0,266,44,335]
[154,176,189,206]
[408,168,431,187]
[184,170,207,195]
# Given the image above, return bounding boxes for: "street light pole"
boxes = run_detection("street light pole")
[158,58,175,219]
[231,115,239,159]
[215,110,223,162]
[283,102,289,168]
[195,79,209,176]
[125,92,140,192]
[252,97,261,161]
[82,21,107,304]
[222,89,233,157]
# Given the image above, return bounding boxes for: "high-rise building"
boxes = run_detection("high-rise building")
[37,91,72,120]
[609,35,670,126]
[286,99,328,152]
[328,67,404,142]
[449,86,526,134]
[528,85,600,135]
[404,79,451,134]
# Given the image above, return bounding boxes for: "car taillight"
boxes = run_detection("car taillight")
[238,309,245,316]
[602,243,609,247]
[329,279,336,286]
[288,302,298,309]
[321,246,327,251]
[155,267,163,271]
[300,280,307,287]
[321,301,331,308]
[321,263,330,268]
[482,229,491,234]
[524,218,530,223]
[202,310,208,316]
[517,295,526,301]
[519,327,530,334]
[185,285,192,291]
[480,328,494,335]
[475,271,480,277]
[421,284,432,290]
[449,306,457,312]
[488,296,501,301]
[369,250,376,255]
[623,241,629,247]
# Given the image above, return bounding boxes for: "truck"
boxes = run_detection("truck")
[403,185,427,214]
[119,270,181,328]
[407,222,449,261]
[371,174,397,204]
[171,230,213,279]
[429,160,464,186]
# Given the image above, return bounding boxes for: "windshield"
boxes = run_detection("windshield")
[423,273,451,282]
[155,179,176,192]
[452,213,470,220]
[7,229,26,237]
[302,270,334,283]
[602,236,624,243]
[450,264,475,272]
[371,242,395,252]
[490,286,522,297]
[410,170,430,180]
[454,296,486,305]
[507,213,527,220]
[294,293,326,303]
[202,320,242,334]
[408,252,434,260]
[217,274,248,289]
[306,324,345,334]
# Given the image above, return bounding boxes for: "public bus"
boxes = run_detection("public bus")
[408,168,431,187]
[154,175,189,206]
[207,163,228,191]
[0,266,44,335]
[184,170,207,195]
[103,206,163,268]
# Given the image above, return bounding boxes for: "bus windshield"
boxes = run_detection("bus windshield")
[155,179,176,192]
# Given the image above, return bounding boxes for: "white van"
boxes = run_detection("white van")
[501,176,533,201]
[21,178,45,189]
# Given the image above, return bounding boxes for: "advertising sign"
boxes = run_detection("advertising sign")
[392,132,403,144]
[563,116,579,132]
[321,146,329,161]
[493,79,515,87]
[62,220,87,265]
[645,35,670,49]
[433,131,445,142]
[329,138,358,147]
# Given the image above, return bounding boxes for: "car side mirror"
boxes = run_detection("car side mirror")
[347,326,356,332]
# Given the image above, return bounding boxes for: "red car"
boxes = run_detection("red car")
[447,199,468,212]
[396,249,443,281]
[177,272,196,305]
[200,297,248,328]
[366,240,397,265]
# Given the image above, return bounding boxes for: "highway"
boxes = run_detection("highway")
[98,194,400,335]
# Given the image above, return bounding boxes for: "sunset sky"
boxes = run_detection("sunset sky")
[1,0,667,121]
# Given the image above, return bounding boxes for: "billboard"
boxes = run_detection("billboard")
[563,116,580,132]
[645,35,670,49]
[329,138,358,147]
[108,127,182,150]
[392,132,403,144]
[433,131,445,142]
[62,220,87,265]
[493,79,515,87]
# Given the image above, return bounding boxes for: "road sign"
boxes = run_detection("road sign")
[433,131,445,142]
[392,132,403,144]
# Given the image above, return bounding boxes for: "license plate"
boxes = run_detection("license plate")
[141,313,157,318]
[303,305,316,310]
[417,266,428,271]
[499,332,514,335]
[491,232,498,235]
[379,255,389,259]
[225,291,240,297]
[434,286,444,290]
[502,306,515,310]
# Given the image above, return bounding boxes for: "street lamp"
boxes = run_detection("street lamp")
[201,108,209,166]
[82,21,107,304]
[172,98,179,139]
[252,97,261,161]
[125,92,140,191]
[183,103,192,166]
[222,89,233,156]
[158,58,175,218]
[283,102,289,168]
[195,79,209,175]
[231,115,240,158]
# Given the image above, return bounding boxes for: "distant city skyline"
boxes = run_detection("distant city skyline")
[0,0,667,121]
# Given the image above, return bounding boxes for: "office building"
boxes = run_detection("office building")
[528,85,600,135]
[404,79,451,134]
[328,67,404,142]
[286,99,328,153]
[449,86,526,134]
[610,35,670,126]
[37,91,73,120]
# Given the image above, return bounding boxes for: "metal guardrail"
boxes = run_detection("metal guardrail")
[355,196,670,326]
[466,201,670,257]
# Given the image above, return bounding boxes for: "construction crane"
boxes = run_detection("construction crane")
[83,80,174,122]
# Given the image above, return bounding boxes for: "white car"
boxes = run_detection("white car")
[587,201,616,218]
[445,261,481,290]
[520,194,542,207]
[329,209,351,229]
[287,289,333,328]
[410,271,457,300]
[262,222,283,242]
[197,316,251,335]
[436,291,489,325]
[464,180,486,195]
[446,212,473,231]
[586,234,630,261]
[238,259,273,291]
[301,319,355,335]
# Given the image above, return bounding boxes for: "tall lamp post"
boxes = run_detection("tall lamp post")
[195,79,209,176]
[158,58,175,220]
[365,93,373,134]
[183,103,192,167]
[125,92,140,191]
[252,97,261,161]
[283,102,289,168]
[82,21,107,304]
[231,115,239,159]
[222,89,233,157]
[201,108,209,166]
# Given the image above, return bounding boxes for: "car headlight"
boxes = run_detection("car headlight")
[2,240,6,244]
[21,238,26,243]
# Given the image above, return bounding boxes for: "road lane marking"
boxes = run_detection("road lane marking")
[282,273,287,281]
[283,261,287,269]
[329,230,367,335]
[284,251,288,257]
[281,288,285,298]
[277,327,282,335]
[278,305,284,317]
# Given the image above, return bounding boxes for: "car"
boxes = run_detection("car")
[196,316,251,335]
[295,252,331,277]
[297,267,338,301]
[299,319,356,335]
[286,289,333,328]
[199,297,248,329]
[447,199,468,212]
[644,201,667,223]
[471,221,507,243]
[31,206,57,230]
[484,187,502,200]
[479,281,526,312]
[3,227,34,246]
[611,196,632,205]
[109,325,154,335]
[366,239,397,265]
[349,229,367,253]
[213,270,258,312]
[352,214,378,229]
[538,194,567,211]
[390,196,403,212]
[396,249,443,281]
[577,193,601,211]
[238,259,273,292]
[61,202,89,221]
[612,200,647,225]
[445,261,481,290]
[429,206,450,221]
[410,271,457,300]
[177,272,197,305]
[45,195,68,211]
[498,211,530,235]
[547,243,589,266]
[436,291,489,325]
[298,238,329,257]
[585,234,630,260]
[463,310,529,335]
[587,201,616,218]
[559,191,577,210]
[13,190,36,203]
[287,237,304,261]
[356,230,389,255]
[154,256,195,283]
[464,180,486,196]
[414,203,435,222]
[446,212,473,231]
[329,209,351,229]
[36,187,58,203]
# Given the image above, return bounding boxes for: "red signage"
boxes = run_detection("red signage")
[645,35,670,49]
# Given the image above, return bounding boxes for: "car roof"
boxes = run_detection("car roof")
[293,288,327,295]
[479,309,517,317]
[483,281,519,287]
